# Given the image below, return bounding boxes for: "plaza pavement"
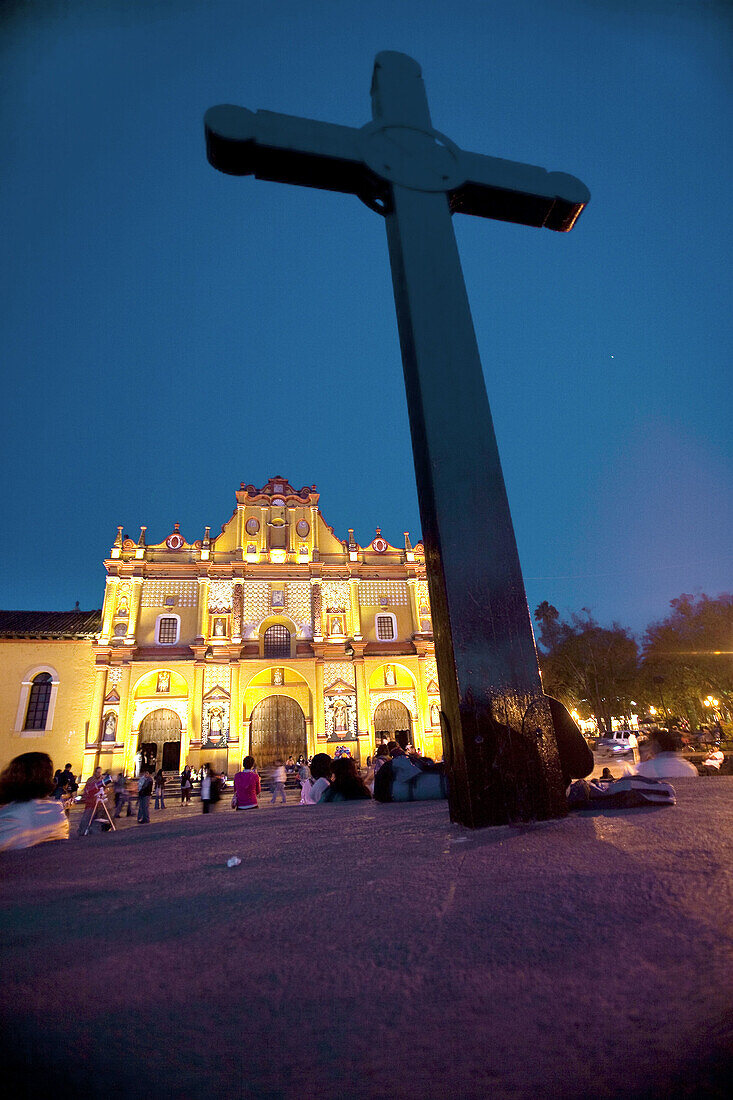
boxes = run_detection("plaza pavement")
[1,779,731,1099]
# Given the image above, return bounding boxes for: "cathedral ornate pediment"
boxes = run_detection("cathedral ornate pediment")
[323,678,356,696]
[202,685,230,702]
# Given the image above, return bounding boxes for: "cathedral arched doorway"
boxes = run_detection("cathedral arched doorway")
[139,708,182,772]
[373,699,412,745]
[249,696,306,767]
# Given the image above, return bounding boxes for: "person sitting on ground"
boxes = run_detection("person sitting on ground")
[599,767,615,782]
[0,752,69,851]
[372,744,390,775]
[302,753,333,804]
[233,756,261,810]
[320,757,372,802]
[630,728,698,778]
[702,747,724,775]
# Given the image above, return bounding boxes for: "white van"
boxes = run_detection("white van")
[596,730,638,754]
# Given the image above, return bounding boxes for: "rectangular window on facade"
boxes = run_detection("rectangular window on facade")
[157,617,179,644]
[376,615,395,640]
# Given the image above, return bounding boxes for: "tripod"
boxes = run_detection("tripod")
[82,791,117,835]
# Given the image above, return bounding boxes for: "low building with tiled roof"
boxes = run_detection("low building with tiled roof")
[0,610,102,638]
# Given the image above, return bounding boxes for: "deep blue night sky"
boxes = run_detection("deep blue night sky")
[2,0,730,635]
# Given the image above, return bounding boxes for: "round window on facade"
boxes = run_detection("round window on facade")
[296,519,310,538]
[245,517,260,536]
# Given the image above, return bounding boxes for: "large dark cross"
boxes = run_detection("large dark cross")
[204,51,590,828]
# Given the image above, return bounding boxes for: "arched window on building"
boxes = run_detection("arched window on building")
[25,672,53,730]
[263,624,291,658]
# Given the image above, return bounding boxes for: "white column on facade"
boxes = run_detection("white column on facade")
[99,577,119,644]
[197,576,210,639]
[125,577,143,644]
[349,578,362,640]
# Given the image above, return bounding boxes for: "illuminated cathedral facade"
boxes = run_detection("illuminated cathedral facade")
[0,478,442,778]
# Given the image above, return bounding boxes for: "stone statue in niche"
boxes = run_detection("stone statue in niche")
[271,589,285,608]
[385,665,396,686]
[213,617,226,637]
[209,708,224,743]
[333,700,348,733]
[331,616,343,635]
[117,596,129,616]
[156,671,170,693]
[273,667,284,685]
[102,712,117,741]
[430,703,440,727]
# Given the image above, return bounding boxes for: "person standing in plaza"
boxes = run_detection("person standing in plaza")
[137,767,153,823]
[180,765,193,805]
[153,768,166,809]
[78,767,104,836]
[113,773,132,818]
[270,759,287,805]
[200,763,221,813]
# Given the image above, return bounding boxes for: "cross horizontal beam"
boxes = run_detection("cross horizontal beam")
[205,104,589,230]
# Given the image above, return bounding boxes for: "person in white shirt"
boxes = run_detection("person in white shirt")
[632,729,698,779]
[0,752,69,852]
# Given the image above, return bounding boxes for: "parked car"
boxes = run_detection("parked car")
[595,730,638,754]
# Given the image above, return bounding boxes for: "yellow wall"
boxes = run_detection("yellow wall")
[0,640,97,775]
[135,606,199,647]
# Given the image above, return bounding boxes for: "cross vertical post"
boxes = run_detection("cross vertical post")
[204,50,590,827]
